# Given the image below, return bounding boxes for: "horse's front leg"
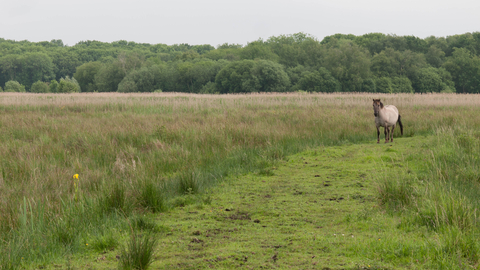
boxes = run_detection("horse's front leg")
[376,126,380,143]
[385,127,390,143]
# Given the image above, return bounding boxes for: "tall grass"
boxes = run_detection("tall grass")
[378,123,480,268]
[2,92,480,268]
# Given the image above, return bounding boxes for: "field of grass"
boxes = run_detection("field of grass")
[1,92,480,269]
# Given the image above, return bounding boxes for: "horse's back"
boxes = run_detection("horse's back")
[385,105,399,124]
[384,105,399,115]
[377,105,399,127]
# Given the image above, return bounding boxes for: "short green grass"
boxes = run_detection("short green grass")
[48,135,451,269]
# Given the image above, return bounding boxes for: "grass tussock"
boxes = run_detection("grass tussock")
[119,231,158,270]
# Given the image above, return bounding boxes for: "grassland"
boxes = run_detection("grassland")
[1,92,480,269]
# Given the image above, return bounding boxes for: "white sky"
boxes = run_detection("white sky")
[1,0,479,47]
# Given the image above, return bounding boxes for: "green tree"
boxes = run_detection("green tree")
[176,59,227,93]
[217,43,243,49]
[175,50,201,61]
[361,78,376,92]
[425,45,445,68]
[294,68,339,92]
[240,40,279,62]
[50,50,81,81]
[375,77,393,93]
[425,36,448,54]
[443,48,480,93]
[117,51,144,75]
[371,48,427,79]
[94,62,125,92]
[371,48,403,77]
[17,53,55,90]
[204,47,241,61]
[354,33,387,55]
[191,44,215,55]
[4,80,26,92]
[250,60,290,92]
[320,34,356,46]
[0,54,21,86]
[152,64,181,92]
[215,60,290,93]
[410,67,448,93]
[117,77,138,93]
[391,77,413,93]
[446,32,480,56]
[74,61,102,92]
[30,80,49,93]
[286,65,308,87]
[49,80,58,93]
[57,76,80,93]
[321,40,371,92]
[215,60,257,93]
[266,33,319,68]
[199,81,217,94]
[118,66,156,93]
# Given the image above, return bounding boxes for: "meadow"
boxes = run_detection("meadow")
[1,92,480,269]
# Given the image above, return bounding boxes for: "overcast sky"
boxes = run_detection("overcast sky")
[1,0,479,47]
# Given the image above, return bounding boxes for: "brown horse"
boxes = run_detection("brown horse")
[373,99,403,143]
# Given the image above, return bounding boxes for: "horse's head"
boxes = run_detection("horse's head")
[373,99,383,117]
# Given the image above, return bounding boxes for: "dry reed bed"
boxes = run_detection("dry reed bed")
[1,92,480,108]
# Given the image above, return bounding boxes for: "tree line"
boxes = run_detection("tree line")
[1,32,480,94]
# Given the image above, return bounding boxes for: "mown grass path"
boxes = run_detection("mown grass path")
[66,136,430,269]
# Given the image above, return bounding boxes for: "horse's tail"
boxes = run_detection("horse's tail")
[397,115,403,135]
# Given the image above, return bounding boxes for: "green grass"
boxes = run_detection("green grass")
[43,132,480,269]
[2,93,480,269]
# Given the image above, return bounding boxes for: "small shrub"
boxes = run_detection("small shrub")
[199,82,217,94]
[49,80,58,93]
[30,81,49,93]
[58,76,81,93]
[4,80,25,92]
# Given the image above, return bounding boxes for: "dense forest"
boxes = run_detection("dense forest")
[1,32,480,94]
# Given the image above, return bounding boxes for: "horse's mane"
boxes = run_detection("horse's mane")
[373,99,384,109]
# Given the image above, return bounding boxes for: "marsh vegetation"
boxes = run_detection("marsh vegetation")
[1,92,480,269]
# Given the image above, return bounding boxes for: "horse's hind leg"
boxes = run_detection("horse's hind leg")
[385,127,389,143]
[391,124,396,142]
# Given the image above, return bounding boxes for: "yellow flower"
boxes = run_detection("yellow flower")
[73,174,79,179]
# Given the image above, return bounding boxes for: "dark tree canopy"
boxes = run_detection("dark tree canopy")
[1,32,480,93]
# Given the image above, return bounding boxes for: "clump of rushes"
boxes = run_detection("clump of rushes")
[119,231,157,270]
